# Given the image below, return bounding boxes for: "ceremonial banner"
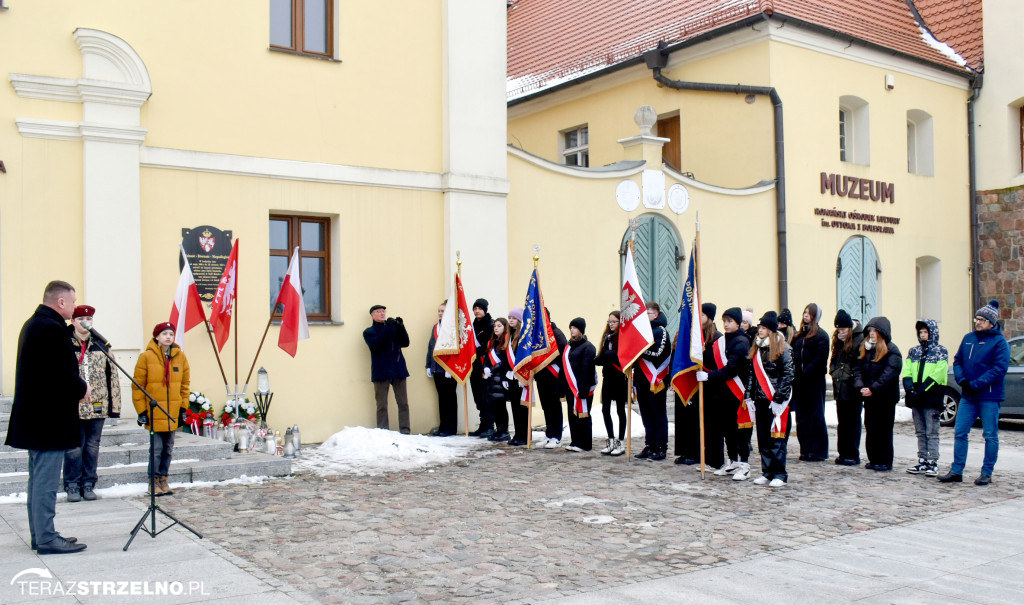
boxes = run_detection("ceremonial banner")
[617,246,654,370]
[513,268,558,385]
[169,244,207,347]
[670,245,703,403]
[432,272,477,383]
[208,239,239,351]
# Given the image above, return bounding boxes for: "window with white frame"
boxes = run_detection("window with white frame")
[907,109,934,176]
[839,96,870,165]
[915,256,941,322]
[561,125,589,167]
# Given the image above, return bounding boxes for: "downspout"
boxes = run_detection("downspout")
[967,73,983,316]
[643,41,788,309]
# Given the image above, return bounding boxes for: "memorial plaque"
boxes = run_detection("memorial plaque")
[181,225,233,301]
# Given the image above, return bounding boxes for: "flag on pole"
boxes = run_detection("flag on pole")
[275,247,309,357]
[432,272,477,383]
[169,244,207,347]
[513,268,558,384]
[208,239,239,351]
[617,245,654,371]
[670,243,704,403]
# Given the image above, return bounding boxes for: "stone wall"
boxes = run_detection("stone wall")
[977,184,1024,337]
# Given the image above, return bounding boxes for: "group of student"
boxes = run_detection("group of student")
[428,296,1008,488]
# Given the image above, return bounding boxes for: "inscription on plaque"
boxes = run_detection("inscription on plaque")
[181,225,233,301]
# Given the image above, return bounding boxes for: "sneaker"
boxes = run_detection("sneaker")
[713,465,731,476]
[698,465,719,473]
[768,478,786,487]
[753,475,770,485]
[478,428,495,439]
[974,473,992,486]
[600,440,615,455]
[649,448,667,461]
[543,438,559,449]
[732,463,751,481]
[720,460,740,473]
[609,441,627,456]
[65,487,82,503]
[906,459,928,474]
[564,445,583,452]
[81,485,98,501]
[924,461,938,477]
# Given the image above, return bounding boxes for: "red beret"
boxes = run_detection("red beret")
[152,322,175,337]
[72,305,95,319]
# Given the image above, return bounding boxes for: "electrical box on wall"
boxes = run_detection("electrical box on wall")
[885,74,895,90]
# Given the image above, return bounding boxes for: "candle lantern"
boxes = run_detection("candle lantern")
[254,367,274,429]
[292,424,301,455]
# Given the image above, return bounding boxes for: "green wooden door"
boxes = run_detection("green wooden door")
[621,216,684,337]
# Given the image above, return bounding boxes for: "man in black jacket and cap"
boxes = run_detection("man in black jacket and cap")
[6,280,88,554]
[363,304,411,433]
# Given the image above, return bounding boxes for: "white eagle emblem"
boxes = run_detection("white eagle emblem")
[199,234,216,253]
[458,309,470,346]
[620,289,642,322]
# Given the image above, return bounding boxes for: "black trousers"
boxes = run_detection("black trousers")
[635,376,668,449]
[433,374,458,434]
[754,403,791,482]
[566,398,593,450]
[491,394,510,434]
[701,397,725,469]
[511,400,529,440]
[863,399,895,466]
[674,396,700,458]
[602,396,627,440]
[470,370,493,431]
[723,398,752,463]
[536,375,563,440]
[835,397,863,462]
[794,378,829,460]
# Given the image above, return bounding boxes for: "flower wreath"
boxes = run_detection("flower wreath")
[184,391,214,434]
[222,396,259,425]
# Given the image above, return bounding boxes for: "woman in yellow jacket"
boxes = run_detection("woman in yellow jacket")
[132,322,190,496]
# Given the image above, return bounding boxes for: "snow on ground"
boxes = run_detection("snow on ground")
[0,475,270,504]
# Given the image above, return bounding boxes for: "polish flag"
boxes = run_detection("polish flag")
[275,247,309,357]
[617,246,654,371]
[170,244,207,347]
[208,239,239,351]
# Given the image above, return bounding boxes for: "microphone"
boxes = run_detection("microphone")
[79,318,112,348]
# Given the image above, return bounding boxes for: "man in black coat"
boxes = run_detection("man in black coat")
[469,299,494,437]
[636,304,672,460]
[536,311,567,448]
[363,304,411,433]
[6,280,88,554]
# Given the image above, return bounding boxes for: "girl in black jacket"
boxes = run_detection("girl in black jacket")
[829,310,865,465]
[791,303,831,462]
[482,318,513,443]
[564,317,597,452]
[595,311,628,456]
[746,311,795,487]
[853,316,903,471]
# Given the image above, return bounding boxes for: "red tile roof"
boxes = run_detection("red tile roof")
[912,0,983,71]
[507,0,974,100]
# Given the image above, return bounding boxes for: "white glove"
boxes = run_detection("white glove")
[506,371,515,380]
[483,367,492,379]
[444,371,451,379]
[745,399,755,414]
[695,371,709,382]
[426,368,433,378]
[502,381,509,389]
[769,401,786,416]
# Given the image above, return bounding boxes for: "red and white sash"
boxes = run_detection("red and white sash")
[753,349,791,438]
[487,346,501,367]
[563,344,595,416]
[639,357,670,393]
[713,336,745,402]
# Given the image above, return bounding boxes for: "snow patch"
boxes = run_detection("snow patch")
[582,515,616,524]
[0,475,270,504]
[919,27,968,68]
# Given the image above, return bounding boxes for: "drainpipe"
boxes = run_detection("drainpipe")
[967,73,983,318]
[643,41,788,310]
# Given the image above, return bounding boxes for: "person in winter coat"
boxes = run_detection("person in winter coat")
[902,318,948,477]
[595,311,628,456]
[829,310,866,465]
[482,318,513,443]
[536,309,568,449]
[636,303,673,461]
[363,304,411,434]
[693,303,725,471]
[132,322,191,497]
[742,307,756,341]
[469,299,495,438]
[426,300,457,437]
[792,303,831,462]
[673,318,701,465]
[853,317,903,472]
[63,305,122,502]
[6,280,89,554]
[940,300,1011,486]
[506,307,528,446]
[563,318,597,452]
[778,308,796,344]
[746,311,795,487]
[698,307,752,480]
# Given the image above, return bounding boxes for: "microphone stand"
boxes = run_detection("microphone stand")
[88,338,203,550]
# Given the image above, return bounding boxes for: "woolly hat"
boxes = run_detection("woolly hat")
[473,298,488,312]
[975,299,1000,325]
[72,305,95,319]
[834,309,853,329]
[722,307,743,326]
[758,311,779,333]
[778,308,793,327]
[569,317,586,334]
[741,309,754,326]
[509,306,524,322]
[152,321,175,338]
[702,302,717,321]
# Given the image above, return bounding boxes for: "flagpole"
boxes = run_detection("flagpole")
[457,254,470,437]
[204,318,230,392]
[245,305,278,388]
[527,248,540,450]
[626,367,633,464]
[696,215,707,479]
[234,241,240,396]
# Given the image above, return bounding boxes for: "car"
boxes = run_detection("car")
[939,334,1024,426]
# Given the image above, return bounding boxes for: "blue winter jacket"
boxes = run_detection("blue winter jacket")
[953,326,1010,401]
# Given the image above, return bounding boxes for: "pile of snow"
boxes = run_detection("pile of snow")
[0,475,269,504]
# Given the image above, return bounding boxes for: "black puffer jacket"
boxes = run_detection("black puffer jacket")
[745,340,795,405]
[595,330,626,402]
[565,336,597,402]
[482,343,511,403]
[829,323,866,402]
[472,313,494,374]
[640,312,672,368]
[853,317,903,405]
[707,329,750,401]
[535,322,567,398]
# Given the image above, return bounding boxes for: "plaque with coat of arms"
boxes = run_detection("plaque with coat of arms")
[181,226,233,301]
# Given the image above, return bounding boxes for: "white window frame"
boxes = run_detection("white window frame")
[839,96,870,166]
[907,109,934,176]
[560,125,589,167]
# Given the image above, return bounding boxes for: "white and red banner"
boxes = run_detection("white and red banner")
[208,239,239,351]
[433,272,477,383]
[169,244,207,347]
[713,335,745,402]
[617,246,654,371]
[275,247,309,357]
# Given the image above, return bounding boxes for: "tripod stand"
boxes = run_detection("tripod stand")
[90,339,203,550]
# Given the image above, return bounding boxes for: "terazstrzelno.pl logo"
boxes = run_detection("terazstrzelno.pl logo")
[11,568,209,597]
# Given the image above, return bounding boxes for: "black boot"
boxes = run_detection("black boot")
[649,446,667,461]
[636,445,651,459]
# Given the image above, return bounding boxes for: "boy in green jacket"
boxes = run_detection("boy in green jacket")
[902,319,948,477]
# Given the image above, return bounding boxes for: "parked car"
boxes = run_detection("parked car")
[939,334,1024,426]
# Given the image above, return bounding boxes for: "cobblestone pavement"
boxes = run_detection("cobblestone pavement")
[166,423,1024,605]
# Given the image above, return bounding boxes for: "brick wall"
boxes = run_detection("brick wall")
[977,184,1024,337]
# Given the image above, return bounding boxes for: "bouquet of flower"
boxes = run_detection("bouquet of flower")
[221,396,260,425]
[183,391,214,434]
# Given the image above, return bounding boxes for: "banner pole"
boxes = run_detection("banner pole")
[204,319,230,392]
[527,378,534,449]
[234,245,240,395]
[695,216,706,479]
[246,305,278,388]
[626,368,633,464]
[463,382,470,437]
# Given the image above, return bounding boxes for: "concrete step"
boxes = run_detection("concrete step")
[0,421,160,451]
[0,449,292,495]
[0,431,235,473]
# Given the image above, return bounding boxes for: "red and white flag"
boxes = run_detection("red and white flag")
[617,246,654,370]
[169,244,207,347]
[433,272,477,383]
[208,239,239,351]
[275,247,309,357]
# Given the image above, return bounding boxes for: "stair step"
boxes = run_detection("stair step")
[0,421,175,451]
